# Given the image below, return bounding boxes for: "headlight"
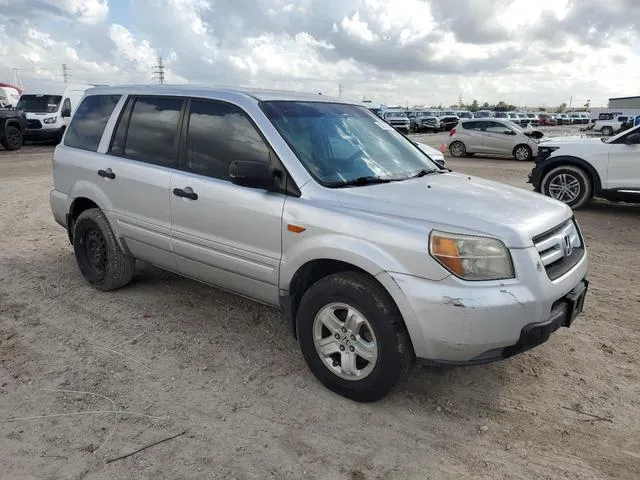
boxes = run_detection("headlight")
[429,231,514,280]
[43,117,57,124]
[537,146,559,158]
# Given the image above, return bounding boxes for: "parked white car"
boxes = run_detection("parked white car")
[448,118,540,160]
[414,141,446,167]
[530,125,640,208]
[50,86,588,401]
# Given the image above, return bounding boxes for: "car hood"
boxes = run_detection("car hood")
[333,172,572,248]
[540,136,604,146]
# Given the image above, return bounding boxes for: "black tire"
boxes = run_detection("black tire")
[601,126,614,136]
[296,271,414,402]
[513,144,532,161]
[1,125,23,151]
[449,141,466,157]
[73,208,135,291]
[541,165,593,209]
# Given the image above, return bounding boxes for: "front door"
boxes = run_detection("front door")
[170,98,285,305]
[606,131,640,190]
[482,121,516,155]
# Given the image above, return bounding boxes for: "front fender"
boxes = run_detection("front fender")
[279,233,412,291]
[534,155,603,191]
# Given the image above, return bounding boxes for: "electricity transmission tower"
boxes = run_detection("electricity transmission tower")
[153,57,165,85]
[62,64,70,83]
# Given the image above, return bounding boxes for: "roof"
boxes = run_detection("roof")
[608,96,640,101]
[86,84,347,103]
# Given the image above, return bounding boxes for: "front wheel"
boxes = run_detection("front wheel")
[513,144,532,161]
[449,141,466,157]
[73,208,135,291]
[541,165,593,208]
[1,125,23,151]
[601,126,614,136]
[296,272,414,402]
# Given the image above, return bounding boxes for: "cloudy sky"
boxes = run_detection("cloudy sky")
[1,0,638,107]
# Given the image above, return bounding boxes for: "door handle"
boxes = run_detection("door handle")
[97,168,116,179]
[173,187,198,200]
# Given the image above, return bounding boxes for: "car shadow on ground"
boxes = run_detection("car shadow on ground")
[581,200,640,216]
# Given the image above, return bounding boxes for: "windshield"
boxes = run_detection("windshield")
[261,101,438,187]
[457,112,472,118]
[17,94,62,113]
[505,120,523,132]
[386,112,407,118]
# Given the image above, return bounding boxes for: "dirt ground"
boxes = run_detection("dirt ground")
[0,140,638,480]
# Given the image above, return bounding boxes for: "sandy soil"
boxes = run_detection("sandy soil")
[0,143,638,480]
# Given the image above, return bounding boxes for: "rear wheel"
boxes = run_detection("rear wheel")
[541,165,593,208]
[513,144,532,161]
[449,141,466,157]
[296,272,414,402]
[73,208,135,291]
[601,126,614,136]
[1,125,22,151]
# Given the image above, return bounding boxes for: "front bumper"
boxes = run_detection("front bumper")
[24,126,64,141]
[378,245,588,363]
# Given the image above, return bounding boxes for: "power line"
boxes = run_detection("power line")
[62,63,70,83]
[153,56,165,85]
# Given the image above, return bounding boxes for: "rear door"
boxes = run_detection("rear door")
[482,121,515,155]
[102,95,185,270]
[458,121,485,152]
[169,98,285,305]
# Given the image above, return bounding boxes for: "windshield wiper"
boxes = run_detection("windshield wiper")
[408,168,440,178]
[325,176,393,188]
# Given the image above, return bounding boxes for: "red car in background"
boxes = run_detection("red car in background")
[538,113,558,126]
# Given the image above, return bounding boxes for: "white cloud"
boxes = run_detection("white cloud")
[1,0,639,106]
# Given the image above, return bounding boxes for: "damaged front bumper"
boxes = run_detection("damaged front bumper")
[380,246,588,363]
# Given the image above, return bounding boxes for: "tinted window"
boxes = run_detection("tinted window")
[185,100,269,180]
[462,121,480,130]
[64,95,121,152]
[123,97,183,167]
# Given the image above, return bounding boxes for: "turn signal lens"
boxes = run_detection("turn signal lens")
[430,235,464,276]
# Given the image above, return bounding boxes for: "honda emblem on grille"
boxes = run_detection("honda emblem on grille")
[562,235,573,257]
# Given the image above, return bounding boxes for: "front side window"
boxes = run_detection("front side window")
[185,99,270,180]
[121,97,183,167]
[261,101,438,187]
[64,95,121,152]
[485,121,513,134]
[17,94,63,113]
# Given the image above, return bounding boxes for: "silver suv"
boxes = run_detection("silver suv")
[50,86,588,401]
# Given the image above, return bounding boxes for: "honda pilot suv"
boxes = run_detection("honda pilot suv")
[50,86,588,402]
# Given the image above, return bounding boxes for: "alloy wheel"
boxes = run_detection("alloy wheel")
[313,303,378,381]
[548,173,581,203]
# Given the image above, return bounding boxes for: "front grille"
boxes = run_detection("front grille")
[533,219,585,280]
[27,119,42,129]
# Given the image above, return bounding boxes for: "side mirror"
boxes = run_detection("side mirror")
[624,133,640,145]
[229,160,275,190]
[61,107,71,118]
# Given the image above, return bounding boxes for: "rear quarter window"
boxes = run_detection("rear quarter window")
[64,95,121,151]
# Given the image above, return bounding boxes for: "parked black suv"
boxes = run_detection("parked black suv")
[0,108,27,150]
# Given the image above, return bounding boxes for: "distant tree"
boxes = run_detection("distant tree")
[539,107,546,112]
[556,102,567,113]
[468,99,479,112]
[584,99,591,109]
[481,102,490,109]
[494,101,509,111]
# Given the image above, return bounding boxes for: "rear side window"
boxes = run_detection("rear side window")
[462,121,479,130]
[184,99,270,180]
[116,97,184,167]
[64,95,121,152]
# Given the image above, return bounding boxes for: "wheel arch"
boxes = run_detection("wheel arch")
[281,257,409,345]
[67,197,102,244]
[535,156,602,192]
